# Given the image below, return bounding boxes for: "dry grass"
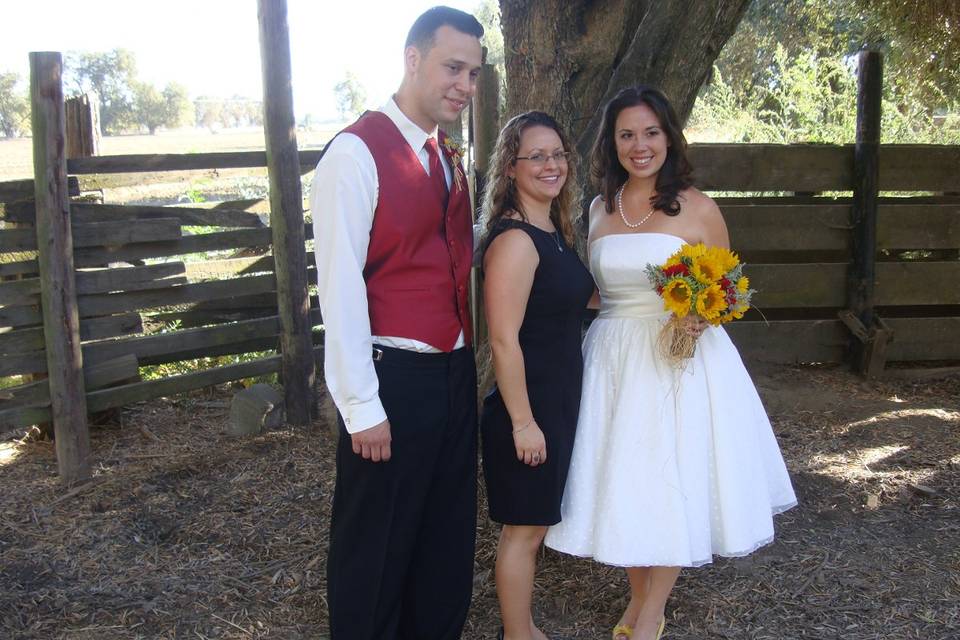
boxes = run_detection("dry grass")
[0,364,958,639]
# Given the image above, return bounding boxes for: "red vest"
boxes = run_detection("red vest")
[345,111,473,351]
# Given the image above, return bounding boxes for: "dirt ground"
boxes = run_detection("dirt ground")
[0,363,958,640]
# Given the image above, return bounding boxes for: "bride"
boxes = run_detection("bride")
[544,85,797,640]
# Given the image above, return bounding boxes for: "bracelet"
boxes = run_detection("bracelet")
[512,419,534,435]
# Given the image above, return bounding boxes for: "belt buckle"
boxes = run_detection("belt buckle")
[372,347,384,361]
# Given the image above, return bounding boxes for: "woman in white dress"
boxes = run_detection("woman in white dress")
[544,86,797,640]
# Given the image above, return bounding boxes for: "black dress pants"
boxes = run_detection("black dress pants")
[327,346,478,640]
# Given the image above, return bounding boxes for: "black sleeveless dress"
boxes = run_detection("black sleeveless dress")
[480,219,595,526]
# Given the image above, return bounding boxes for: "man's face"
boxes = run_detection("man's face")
[406,25,483,128]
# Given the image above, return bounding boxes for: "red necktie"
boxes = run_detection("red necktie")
[424,137,449,209]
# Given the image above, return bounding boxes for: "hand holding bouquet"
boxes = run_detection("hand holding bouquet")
[644,243,753,364]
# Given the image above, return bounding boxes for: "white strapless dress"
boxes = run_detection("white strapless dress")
[545,233,797,567]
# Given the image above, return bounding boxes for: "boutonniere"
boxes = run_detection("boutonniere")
[442,137,466,193]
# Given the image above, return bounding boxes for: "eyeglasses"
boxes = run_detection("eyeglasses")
[515,151,571,166]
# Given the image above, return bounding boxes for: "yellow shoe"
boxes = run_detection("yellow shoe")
[655,617,665,640]
[612,623,633,640]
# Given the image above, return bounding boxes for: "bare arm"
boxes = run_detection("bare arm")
[587,289,601,310]
[700,195,730,249]
[687,192,730,336]
[584,195,604,310]
[483,229,547,466]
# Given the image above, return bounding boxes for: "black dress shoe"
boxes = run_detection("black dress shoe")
[497,627,504,640]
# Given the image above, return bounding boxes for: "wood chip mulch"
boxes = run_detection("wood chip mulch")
[1,364,958,639]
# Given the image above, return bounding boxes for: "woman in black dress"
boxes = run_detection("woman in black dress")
[479,111,595,640]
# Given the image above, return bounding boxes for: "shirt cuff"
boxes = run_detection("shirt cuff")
[341,398,388,435]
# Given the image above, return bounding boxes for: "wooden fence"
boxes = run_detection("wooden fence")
[2,44,959,483]
[703,147,960,364]
[0,172,322,428]
[4,140,958,418]
[701,53,960,369]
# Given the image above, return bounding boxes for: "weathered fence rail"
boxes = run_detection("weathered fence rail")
[65,151,324,174]
[707,130,960,366]
[0,198,271,425]
[690,143,960,191]
[4,140,960,431]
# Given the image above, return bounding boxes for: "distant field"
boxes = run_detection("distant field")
[0,127,342,205]
[2,123,724,206]
[0,126,340,182]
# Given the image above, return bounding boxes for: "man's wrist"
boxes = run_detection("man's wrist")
[342,400,387,434]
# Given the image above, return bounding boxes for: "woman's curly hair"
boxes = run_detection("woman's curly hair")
[478,110,581,246]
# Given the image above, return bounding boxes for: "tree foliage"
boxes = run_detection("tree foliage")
[223,95,263,128]
[0,72,28,138]
[65,48,138,134]
[134,81,191,134]
[193,96,263,132]
[62,48,266,135]
[857,0,960,102]
[714,0,959,104]
[689,0,960,143]
[333,71,367,121]
[194,97,223,132]
[474,0,504,68]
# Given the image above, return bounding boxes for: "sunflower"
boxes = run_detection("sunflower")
[690,254,725,284]
[707,246,740,274]
[662,279,694,317]
[720,305,747,323]
[678,243,708,263]
[695,283,728,321]
[736,276,750,293]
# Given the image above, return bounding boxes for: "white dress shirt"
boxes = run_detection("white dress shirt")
[311,98,465,434]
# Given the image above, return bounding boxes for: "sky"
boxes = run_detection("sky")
[1,0,481,122]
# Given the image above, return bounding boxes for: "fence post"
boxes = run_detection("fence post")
[30,52,91,484]
[470,57,499,346]
[844,49,891,377]
[65,93,100,159]
[472,59,499,200]
[257,0,315,424]
[447,111,466,146]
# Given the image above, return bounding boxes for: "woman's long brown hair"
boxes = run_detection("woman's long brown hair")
[591,85,693,216]
[478,110,581,246]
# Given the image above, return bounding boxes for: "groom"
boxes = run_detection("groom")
[310,6,484,640]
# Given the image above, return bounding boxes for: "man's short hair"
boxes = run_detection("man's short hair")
[405,5,484,51]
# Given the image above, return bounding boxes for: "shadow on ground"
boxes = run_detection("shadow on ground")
[0,364,957,639]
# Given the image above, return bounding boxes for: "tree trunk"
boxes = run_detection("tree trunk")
[501,0,750,159]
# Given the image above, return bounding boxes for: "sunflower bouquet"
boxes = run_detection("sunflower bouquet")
[644,243,753,364]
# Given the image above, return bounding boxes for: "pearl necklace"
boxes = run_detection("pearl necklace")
[616,185,656,228]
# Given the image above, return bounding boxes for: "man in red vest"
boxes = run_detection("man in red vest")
[311,6,484,640]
